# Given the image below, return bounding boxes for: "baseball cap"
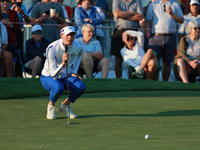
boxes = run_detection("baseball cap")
[60,26,76,35]
[32,24,43,33]
[190,0,200,5]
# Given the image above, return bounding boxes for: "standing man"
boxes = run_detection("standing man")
[40,24,86,120]
[111,0,144,78]
[146,0,184,81]
[31,0,65,43]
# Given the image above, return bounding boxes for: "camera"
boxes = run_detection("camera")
[45,10,50,16]
[17,2,22,8]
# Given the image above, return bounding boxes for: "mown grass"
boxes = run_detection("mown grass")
[0,78,200,99]
[1,91,200,150]
[1,78,200,149]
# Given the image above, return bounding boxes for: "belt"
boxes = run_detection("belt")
[116,28,137,31]
[154,33,175,36]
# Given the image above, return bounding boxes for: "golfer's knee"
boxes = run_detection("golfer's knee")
[53,84,64,95]
[78,84,86,94]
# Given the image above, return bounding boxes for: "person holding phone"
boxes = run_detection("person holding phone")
[10,0,30,24]
[31,0,65,43]
[10,0,30,77]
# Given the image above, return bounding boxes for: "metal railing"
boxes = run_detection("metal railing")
[23,19,115,58]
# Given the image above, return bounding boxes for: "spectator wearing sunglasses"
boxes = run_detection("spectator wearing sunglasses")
[120,30,158,80]
[174,20,200,83]
[111,0,144,79]
[178,0,200,41]
[24,24,50,78]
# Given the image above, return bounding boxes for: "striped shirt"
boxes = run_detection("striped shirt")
[146,0,183,34]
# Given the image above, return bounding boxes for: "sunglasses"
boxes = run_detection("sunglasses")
[193,27,200,30]
[127,37,135,41]
[32,30,43,34]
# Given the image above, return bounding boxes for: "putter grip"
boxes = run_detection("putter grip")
[65,45,68,74]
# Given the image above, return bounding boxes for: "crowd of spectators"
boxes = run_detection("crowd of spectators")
[0,0,200,83]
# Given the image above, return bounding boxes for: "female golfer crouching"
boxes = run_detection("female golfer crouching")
[40,24,86,119]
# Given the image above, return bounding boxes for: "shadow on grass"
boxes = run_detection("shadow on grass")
[2,91,200,101]
[78,109,200,118]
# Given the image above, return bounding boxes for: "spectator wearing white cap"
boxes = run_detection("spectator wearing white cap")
[178,0,200,40]
[40,23,86,120]
[120,30,158,80]
[24,24,50,78]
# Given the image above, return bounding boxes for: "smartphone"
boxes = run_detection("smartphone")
[45,10,50,16]
[17,2,22,8]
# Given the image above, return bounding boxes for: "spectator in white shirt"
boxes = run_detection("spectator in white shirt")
[121,30,158,80]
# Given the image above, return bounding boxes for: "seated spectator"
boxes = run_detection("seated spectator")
[52,0,72,19]
[74,0,102,38]
[25,24,50,78]
[178,0,200,41]
[30,0,65,43]
[10,0,30,77]
[0,12,13,77]
[1,0,20,67]
[174,20,200,83]
[121,30,158,80]
[75,24,109,78]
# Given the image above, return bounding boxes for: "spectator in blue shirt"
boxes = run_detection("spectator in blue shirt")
[25,24,50,78]
[74,0,102,38]
[75,24,109,78]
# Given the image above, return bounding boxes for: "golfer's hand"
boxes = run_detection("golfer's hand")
[62,52,69,66]
[71,73,82,80]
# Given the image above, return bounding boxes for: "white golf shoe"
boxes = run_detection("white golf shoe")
[59,103,77,119]
[46,104,56,119]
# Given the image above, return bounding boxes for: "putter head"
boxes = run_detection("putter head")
[67,120,70,125]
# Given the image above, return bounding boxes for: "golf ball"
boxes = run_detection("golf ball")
[145,134,150,139]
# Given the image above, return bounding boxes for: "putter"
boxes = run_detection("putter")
[65,45,70,125]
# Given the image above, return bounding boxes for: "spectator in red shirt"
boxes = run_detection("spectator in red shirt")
[1,0,20,62]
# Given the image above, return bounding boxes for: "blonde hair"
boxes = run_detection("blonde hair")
[82,24,94,32]
[186,20,199,34]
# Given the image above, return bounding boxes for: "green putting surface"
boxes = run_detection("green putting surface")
[1,91,200,150]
